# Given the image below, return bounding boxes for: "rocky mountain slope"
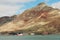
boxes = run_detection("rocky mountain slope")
[0,3,60,35]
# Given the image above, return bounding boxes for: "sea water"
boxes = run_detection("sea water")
[0,35,60,40]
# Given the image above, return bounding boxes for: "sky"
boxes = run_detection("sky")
[0,0,60,17]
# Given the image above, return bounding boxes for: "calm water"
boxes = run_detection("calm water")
[0,35,60,40]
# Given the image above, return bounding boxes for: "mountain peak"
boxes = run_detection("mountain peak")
[38,2,46,6]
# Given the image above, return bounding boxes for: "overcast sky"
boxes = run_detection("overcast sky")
[0,0,60,17]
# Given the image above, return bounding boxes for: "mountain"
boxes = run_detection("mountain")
[0,2,60,35]
[0,15,16,26]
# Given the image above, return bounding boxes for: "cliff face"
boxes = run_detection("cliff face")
[0,3,60,34]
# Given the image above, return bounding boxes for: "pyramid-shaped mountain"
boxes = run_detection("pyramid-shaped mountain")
[0,3,60,35]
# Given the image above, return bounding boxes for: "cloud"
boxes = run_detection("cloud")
[0,5,24,17]
[0,0,36,17]
[0,0,36,4]
[51,2,60,9]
